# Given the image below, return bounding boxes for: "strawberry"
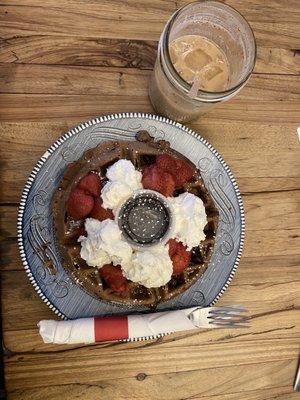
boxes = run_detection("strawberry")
[142,164,175,197]
[78,172,102,197]
[156,154,194,188]
[156,154,177,173]
[90,197,114,221]
[99,264,128,293]
[168,238,191,274]
[66,188,94,220]
[168,237,178,258]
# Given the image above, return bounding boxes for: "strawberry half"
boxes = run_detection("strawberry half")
[142,164,175,197]
[99,264,128,293]
[168,238,191,274]
[156,154,194,188]
[156,154,177,174]
[66,188,94,220]
[78,172,102,197]
[90,197,114,221]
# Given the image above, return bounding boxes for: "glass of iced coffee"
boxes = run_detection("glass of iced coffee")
[149,1,256,122]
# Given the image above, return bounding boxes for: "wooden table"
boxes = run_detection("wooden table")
[0,1,299,399]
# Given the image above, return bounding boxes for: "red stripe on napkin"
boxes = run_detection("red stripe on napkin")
[94,316,129,342]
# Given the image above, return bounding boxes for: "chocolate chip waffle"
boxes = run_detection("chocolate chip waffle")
[52,132,219,307]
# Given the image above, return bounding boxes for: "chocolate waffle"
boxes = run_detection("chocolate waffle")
[52,131,219,307]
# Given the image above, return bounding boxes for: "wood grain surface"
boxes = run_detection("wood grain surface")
[0,0,299,399]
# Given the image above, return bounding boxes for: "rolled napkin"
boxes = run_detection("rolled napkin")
[38,307,201,344]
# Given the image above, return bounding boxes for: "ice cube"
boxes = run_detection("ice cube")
[184,48,212,72]
[202,64,223,81]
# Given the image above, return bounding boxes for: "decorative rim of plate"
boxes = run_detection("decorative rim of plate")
[17,112,245,320]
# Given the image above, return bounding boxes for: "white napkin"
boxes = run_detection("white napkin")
[38,307,200,344]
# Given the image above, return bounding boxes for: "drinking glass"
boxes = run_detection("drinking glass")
[149,0,256,122]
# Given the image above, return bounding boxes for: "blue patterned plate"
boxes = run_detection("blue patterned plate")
[18,113,244,319]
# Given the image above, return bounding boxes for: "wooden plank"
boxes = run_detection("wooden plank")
[1,270,57,331]
[192,387,300,400]
[255,47,300,74]
[6,383,300,400]
[0,70,299,122]
[0,36,157,69]
[3,337,298,390]
[0,2,299,42]
[244,229,299,257]
[1,65,300,99]
[0,93,151,121]
[0,4,169,41]
[238,177,300,195]
[0,205,17,239]
[2,0,300,28]
[236,255,300,283]
[183,0,300,23]
[0,36,299,75]
[190,122,299,153]
[0,93,299,124]
[1,267,299,331]
[0,64,150,95]
[243,191,300,230]
[1,0,300,24]
[0,240,20,271]
[221,151,300,178]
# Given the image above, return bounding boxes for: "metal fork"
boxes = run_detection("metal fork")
[189,305,249,329]
[125,305,250,342]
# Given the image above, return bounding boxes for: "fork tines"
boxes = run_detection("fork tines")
[208,305,249,328]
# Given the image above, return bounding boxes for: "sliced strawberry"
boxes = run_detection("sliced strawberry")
[99,264,128,293]
[168,238,191,274]
[156,154,177,173]
[168,237,178,258]
[142,164,175,197]
[156,154,194,188]
[174,159,194,187]
[78,172,102,197]
[90,197,114,221]
[66,188,94,220]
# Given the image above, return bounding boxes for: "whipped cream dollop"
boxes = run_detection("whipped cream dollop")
[121,245,173,288]
[79,218,173,288]
[101,160,142,211]
[78,218,132,268]
[170,192,207,249]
